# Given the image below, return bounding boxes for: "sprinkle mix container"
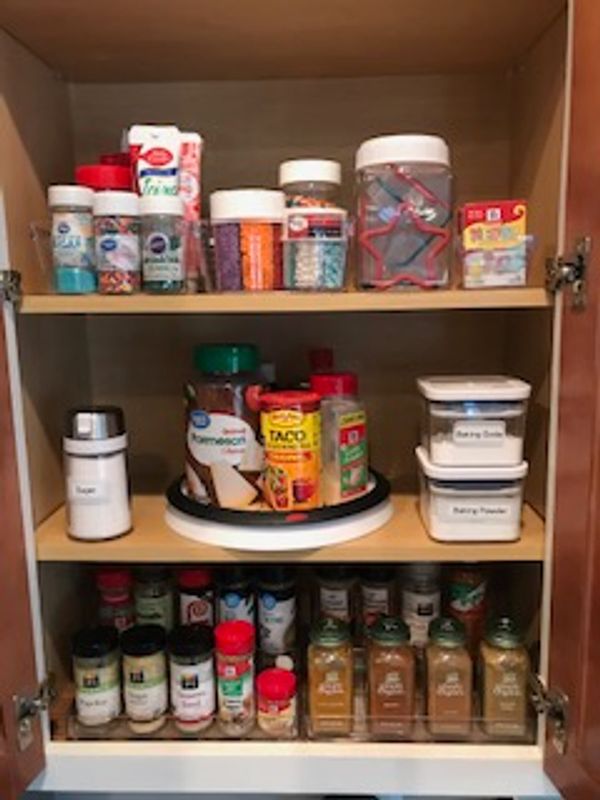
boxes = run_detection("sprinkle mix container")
[283,206,348,290]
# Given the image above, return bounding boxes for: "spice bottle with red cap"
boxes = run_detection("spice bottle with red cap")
[257,667,297,738]
[215,620,256,736]
[309,372,368,505]
[178,568,214,626]
[96,567,135,632]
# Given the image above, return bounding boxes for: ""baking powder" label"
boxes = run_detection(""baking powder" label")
[440,499,517,523]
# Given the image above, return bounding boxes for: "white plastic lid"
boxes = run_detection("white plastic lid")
[48,185,94,209]
[93,191,139,217]
[417,375,531,402]
[416,446,529,481]
[355,135,450,171]
[210,189,285,222]
[139,195,183,216]
[279,159,342,187]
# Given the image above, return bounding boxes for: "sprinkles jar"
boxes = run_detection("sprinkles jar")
[93,191,141,295]
[283,207,348,290]
[279,159,342,208]
[211,189,285,291]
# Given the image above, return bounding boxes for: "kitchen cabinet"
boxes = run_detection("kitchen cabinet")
[0,1,598,798]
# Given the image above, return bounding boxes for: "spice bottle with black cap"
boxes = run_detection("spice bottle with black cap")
[168,625,215,733]
[72,626,121,728]
[121,624,168,734]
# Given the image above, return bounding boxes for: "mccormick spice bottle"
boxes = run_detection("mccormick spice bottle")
[426,617,472,739]
[308,617,353,737]
[368,616,415,738]
[178,568,214,626]
[185,344,265,508]
[215,620,256,736]
[447,565,487,656]
[257,667,297,738]
[96,567,135,632]
[480,617,530,739]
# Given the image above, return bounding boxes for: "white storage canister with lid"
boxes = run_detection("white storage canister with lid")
[278,159,342,207]
[416,446,528,543]
[64,407,131,540]
[417,375,531,467]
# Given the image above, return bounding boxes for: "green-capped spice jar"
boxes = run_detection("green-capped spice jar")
[308,617,353,736]
[368,616,415,737]
[72,626,121,727]
[426,617,472,739]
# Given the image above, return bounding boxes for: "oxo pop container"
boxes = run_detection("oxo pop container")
[355,135,452,290]
[417,376,531,467]
[416,447,528,543]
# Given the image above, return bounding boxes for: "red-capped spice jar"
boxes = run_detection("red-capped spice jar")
[260,390,321,511]
[447,566,487,657]
[215,620,255,736]
[257,668,297,738]
[178,568,214,626]
[96,567,135,632]
[76,164,132,191]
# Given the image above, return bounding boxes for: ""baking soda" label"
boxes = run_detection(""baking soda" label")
[452,420,506,446]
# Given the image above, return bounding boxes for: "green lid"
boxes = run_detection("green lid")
[369,615,410,645]
[194,344,259,375]
[485,617,523,649]
[429,616,467,648]
[310,616,350,646]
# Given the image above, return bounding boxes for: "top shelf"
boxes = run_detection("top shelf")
[20,288,552,315]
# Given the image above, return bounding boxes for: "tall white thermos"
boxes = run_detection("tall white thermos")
[64,407,132,540]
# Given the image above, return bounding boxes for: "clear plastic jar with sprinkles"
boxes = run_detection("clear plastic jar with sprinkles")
[140,195,185,293]
[283,206,348,290]
[93,191,141,295]
[279,159,342,208]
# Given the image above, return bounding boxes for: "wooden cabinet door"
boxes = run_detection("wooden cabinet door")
[545,1,600,796]
[0,300,45,797]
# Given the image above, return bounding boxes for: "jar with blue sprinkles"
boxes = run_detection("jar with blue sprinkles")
[48,185,96,294]
[283,206,348,290]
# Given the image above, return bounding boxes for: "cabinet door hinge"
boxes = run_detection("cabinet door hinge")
[0,269,22,305]
[13,676,55,752]
[530,673,569,755]
[546,236,590,310]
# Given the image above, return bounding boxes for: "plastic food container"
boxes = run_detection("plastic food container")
[48,185,95,294]
[283,207,348,290]
[355,135,452,290]
[416,446,528,542]
[417,376,531,467]
[211,189,285,291]
[93,191,141,295]
[279,159,342,208]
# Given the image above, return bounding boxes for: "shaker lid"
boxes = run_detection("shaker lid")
[369,615,410,645]
[428,616,467,648]
[64,406,126,440]
[485,617,524,649]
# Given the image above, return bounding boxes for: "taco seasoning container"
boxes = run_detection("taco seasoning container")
[368,616,415,738]
[402,562,441,647]
[93,191,141,295]
[447,566,487,656]
[185,344,265,507]
[261,390,321,511]
[217,567,255,624]
[310,372,368,505]
[63,407,131,541]
[96,567,135,631]
[134,567,174,631]
[211,189,285,291]
[178,568,214,626]
[279,158,342,208]
[360,566,396,632]
[316,566,357,624]
[257,668,297,738]
[257,567,296,655]
[215,620,256,736]
[308,617,353,737]
[426,617,472,739]
[72,626,121,728]
[48,185,96,294]
[480,617,530,739]
[121,624,168,734]
[140,195,185,293]
[168,625,215,734]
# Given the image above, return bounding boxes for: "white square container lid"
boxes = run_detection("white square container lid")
[416,446,529,481]
[417,375,531,402]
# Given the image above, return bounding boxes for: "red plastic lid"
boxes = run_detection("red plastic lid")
[260,390,321,412]
[310,371,358,398]
[96,568,132,591]
[76,164,132,190]
[257,668,297,701]
[308,347,334,373]
[178,567,212,590]
[100,152,131,167]
[215,620,255,655]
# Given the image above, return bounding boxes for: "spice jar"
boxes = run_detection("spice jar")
[426,617,472,739]
[282,207,348,291]
[315,566,357,624]
[480,617,530,739]
[308,617,353,737]
[63,407,131,541]
[96,567,135,632]
[279,159,342,208]
[402,562,441,647]
[168,624,215,734]
[93,191,141,295]
[178,568,214,626]
[215,620,256,736]
[48,185,95,294]
[121,624,168,734]
[257,668,297,738]
[185,344,265,507]
[210,189,285,291]
[360,566,396,632]
[261,390,322,511]
[257,567,296,656]
[217,567,255,624]
[72,626,121,728]
[368,616,415,738]
[140,195,184,293]
[447,566,487,656]
[134,567,174,631]
[310,372,368,505]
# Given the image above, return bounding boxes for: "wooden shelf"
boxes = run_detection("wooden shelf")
[36,495,545,563]
[21,288,552,316]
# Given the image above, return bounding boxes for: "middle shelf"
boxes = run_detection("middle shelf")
[35,494,545,563]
